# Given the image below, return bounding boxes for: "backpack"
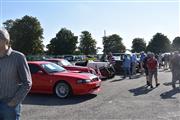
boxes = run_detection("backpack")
[147,58,157,70]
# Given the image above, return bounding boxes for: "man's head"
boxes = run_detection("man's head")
[0,28,10,45]
[147,52,152,58]
[149,53,155,58]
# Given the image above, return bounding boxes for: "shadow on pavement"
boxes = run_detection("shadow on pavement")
[163,82,173,86]
[110,74,143,83]
[129,85,155,96]
[164,70,171,72]
[110,78,125,82]
[130,74,142,79]
[160,88,180,99]
[23,94,97,106]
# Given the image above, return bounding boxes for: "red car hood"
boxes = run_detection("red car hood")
[64,65,90,71]
[52,71,98,80]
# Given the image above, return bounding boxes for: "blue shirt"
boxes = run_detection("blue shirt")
[123,57,131,68]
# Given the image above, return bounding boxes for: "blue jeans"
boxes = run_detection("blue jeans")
[0,101,21,120]
[123,67,131,78]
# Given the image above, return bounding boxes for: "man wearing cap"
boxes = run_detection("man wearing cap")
[0,28,32,120]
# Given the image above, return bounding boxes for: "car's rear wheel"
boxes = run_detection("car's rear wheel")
[55,82,71,98]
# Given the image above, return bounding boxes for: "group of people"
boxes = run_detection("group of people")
[122,51,180,89]
[140,52,160,88]
[123,51,180,89]
[0,27,180,120]
[143,51,180,89]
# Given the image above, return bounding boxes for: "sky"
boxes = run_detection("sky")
[0,0,180,53]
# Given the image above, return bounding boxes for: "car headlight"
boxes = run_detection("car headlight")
[88,68,96,74]
[77,79,91,84]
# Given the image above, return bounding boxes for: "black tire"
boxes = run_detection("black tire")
[54,82,72,98]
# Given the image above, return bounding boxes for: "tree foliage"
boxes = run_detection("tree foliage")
[131,38,146,53]
[146,33,171,54]
[46,28,78,55]
[172,37,180,51]
[3,15,44,55]
[103,34,125,54]
[79,31,97,55]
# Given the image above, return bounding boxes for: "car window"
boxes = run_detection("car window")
[61,59,72,66]
[28,64,42,74]
[41,62,66,73]
[112,53,131,61]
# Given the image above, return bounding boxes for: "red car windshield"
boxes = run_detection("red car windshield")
[41,63,66,73]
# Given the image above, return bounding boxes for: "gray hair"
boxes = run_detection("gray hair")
[0,28,10,42]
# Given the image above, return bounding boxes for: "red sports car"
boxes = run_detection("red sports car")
[28,61,101,98]
[46,58,100,76]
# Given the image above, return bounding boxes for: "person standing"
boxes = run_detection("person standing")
[143,53,150,86]
[140,51,146,74]
[130,53,137,75]
[164,54,169,70]
[0,28,32,120]
[147,53,160,88]
[122,54,131,79]
[170,51,180,89]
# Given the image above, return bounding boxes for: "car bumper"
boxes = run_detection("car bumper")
[73,80,101,95]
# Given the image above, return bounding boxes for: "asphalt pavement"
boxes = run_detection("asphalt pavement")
[22,69,180,120]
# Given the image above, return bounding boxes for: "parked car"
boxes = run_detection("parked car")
[75,60,115,79]
[63,55,83,62]
[28,61,101,98]
[112,53,141,75]
[45,58,99,76]
[112,53,130,75]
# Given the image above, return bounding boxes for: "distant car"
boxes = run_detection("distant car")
[63,55,83,62]
[46,58,99,76]
[112,53,131,75]
[28,61,101,98]
[75,61,115,79]
[112,53,141,75]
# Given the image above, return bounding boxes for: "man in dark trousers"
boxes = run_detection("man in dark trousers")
[0,28,32,120]
[147,53,160,88]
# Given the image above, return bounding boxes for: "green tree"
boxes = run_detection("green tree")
[3,15,44,55]
[46,28,78,55]
[147,33,171,54]
[103,34,125,54]
[131,38,146,53]
[172,37,180,51]
[79,31,97,55]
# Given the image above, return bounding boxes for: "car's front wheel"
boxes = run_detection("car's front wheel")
[54,82,71,98]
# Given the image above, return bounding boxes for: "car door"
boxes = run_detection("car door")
[28,63,53,93]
